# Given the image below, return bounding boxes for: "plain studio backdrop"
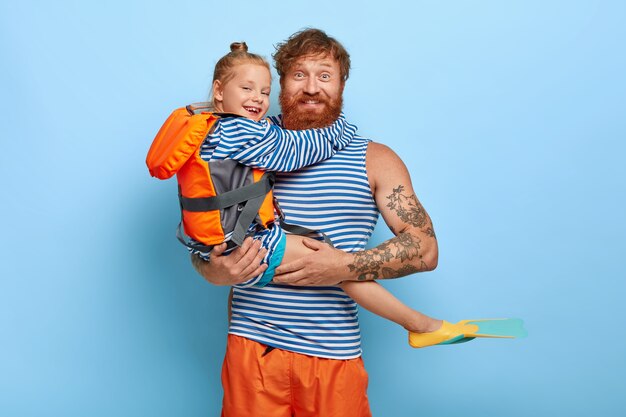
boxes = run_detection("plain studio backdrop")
[1,1,624,416]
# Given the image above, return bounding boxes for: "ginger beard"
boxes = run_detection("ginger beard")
[279,89,344,130]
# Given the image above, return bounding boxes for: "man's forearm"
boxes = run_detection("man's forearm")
[346,232,438,281]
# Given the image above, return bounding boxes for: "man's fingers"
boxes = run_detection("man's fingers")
[239,247,268,280]
[229,237,253,263]
[301,238,326,250]
[278,275,309,286]
[238,239,262,266]
[242,263,268,282]
[211,242,228,258]
[274,258,304,276]
[251,246,268,270]
[273,266,306,283]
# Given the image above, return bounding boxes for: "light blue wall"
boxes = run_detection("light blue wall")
[2,1,625,416]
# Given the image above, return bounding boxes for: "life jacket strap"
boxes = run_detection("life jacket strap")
[179,172,274,212]
[279,219,335,247]
[176,222,216,253]
[177,172,276,250]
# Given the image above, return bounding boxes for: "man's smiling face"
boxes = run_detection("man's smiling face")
[279,54,344,130]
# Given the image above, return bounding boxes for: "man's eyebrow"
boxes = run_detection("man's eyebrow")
[292,61,335,70]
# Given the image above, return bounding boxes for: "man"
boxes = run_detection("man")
[192,28,438,417]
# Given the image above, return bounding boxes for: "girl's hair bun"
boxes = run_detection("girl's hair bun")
[230,42,248,53]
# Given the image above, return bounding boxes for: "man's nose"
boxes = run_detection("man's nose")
[303,77,320,95]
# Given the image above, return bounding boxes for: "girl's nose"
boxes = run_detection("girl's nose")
[252,92,263,102]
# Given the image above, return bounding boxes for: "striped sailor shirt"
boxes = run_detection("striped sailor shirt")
[228,115,380,359]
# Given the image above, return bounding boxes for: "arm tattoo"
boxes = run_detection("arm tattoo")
[382,264,422,279]
[386,185,436,238]
[347,233,428,281]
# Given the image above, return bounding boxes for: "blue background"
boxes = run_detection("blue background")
[1,1,625,416]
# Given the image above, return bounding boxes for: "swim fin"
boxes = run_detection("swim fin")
[409,318,527,348]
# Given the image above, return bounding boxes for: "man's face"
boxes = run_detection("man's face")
[279,54,343,130]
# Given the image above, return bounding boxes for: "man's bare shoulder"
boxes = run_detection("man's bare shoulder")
[365,141,409,191]
[366,141,397,155]
[366,141,406,168]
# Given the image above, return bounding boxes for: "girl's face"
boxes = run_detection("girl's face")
[213,63,271,121]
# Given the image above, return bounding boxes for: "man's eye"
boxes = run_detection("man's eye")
[320,74,330,80]
[294,72,304,79]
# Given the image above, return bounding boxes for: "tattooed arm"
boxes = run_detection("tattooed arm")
[348,142,438,280]
[273,142,437,285]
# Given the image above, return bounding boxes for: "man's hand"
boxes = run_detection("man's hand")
[273,238,352,286]
[275,142,438,286]
[191,237,268,286]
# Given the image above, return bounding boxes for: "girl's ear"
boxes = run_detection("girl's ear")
[213,80,223,102]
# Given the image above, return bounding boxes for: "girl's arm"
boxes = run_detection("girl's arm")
[207,114,357,171]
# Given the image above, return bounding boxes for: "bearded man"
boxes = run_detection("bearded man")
[193,28,438,417]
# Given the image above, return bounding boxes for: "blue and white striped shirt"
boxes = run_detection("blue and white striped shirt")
[197,114,357,287]
[229,115,379,359]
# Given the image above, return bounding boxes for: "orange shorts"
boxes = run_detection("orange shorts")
[221,334,372,417]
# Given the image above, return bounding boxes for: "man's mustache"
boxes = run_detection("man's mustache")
[291,92,330,104]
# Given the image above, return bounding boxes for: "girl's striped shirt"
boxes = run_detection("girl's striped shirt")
[197,114,357,287]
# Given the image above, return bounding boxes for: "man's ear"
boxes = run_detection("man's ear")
[213,80,223,102]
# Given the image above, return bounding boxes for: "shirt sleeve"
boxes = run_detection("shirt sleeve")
[208,113,357,172]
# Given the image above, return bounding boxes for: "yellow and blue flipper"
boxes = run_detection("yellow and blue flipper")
[409,318,527,348]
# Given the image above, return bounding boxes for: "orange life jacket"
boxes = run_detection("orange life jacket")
[146,103,276,252]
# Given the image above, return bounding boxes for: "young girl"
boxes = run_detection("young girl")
[161,42,514,348]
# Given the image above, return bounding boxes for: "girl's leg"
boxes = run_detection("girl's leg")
[340,281,441,333]
[282,235,442,334]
